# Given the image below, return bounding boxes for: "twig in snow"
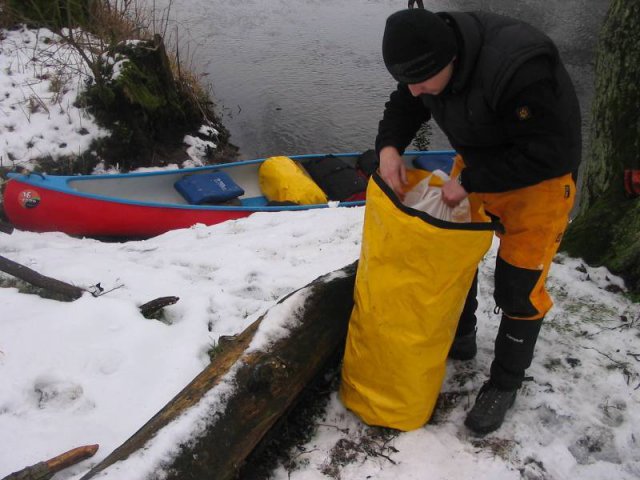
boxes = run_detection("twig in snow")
[360,440,398,465]
[317,423,350,434]
[583,315,637,338]
[582,345,628,369]
[88,282,125,297]
[581,345,640,389]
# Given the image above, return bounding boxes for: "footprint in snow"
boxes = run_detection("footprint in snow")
[33,377,84,409]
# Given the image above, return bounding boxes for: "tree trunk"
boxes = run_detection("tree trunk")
[81,263,357,480]
[561,0,640,292]
[86,35,203,170]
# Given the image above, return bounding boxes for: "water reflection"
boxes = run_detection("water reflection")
[155,0,608,159]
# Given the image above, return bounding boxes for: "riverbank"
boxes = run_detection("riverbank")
[1,211,639,480]
[0,14,236,176]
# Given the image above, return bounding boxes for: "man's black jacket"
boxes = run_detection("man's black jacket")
[376,11,582,193]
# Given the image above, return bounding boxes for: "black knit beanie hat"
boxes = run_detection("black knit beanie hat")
[382,9,457,84]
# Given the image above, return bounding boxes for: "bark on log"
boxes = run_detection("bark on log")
[81,263,357,480]
[0,254,84,301]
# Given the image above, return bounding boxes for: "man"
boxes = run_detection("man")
[376,9,581,434]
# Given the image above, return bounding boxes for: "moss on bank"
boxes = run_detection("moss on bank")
[79,34,236,171]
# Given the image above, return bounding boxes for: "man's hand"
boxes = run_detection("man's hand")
[441,178,468,207]
[379,146,408,199]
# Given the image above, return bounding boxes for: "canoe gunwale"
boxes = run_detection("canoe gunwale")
[4,178,366,212]
[5,152,377,212]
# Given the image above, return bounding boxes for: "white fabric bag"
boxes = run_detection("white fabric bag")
[403,170,471,223]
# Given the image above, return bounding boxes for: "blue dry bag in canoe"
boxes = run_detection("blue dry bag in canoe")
[175,172,244,204]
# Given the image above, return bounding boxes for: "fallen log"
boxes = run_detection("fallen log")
[81,262,357,480]
[0,254,85,301]
[2,444,99,480]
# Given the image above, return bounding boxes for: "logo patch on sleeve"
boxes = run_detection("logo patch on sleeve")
[516,105,532,121]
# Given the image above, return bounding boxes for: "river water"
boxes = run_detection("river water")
[156,0,609,160]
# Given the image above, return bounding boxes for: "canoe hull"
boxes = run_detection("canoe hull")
[2,151,455,238]
[3,179,253,238]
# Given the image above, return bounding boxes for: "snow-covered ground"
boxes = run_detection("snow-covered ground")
[0,26,215,171]
[0,27,107,170]
[1,25,639,480]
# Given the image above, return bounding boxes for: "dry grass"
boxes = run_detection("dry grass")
[1,0,211,119]
[90,0,153,43]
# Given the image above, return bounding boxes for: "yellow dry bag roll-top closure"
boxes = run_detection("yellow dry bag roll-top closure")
[258,156,328,204]
[340,173,496,431]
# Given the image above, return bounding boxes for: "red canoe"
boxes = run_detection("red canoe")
[2,151,453,238]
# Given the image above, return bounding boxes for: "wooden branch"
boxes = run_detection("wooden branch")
[81,262,357,480]
[2,444,99,480]
[0,254,85,301]
[46,444,99,474]
[139,296,180,318]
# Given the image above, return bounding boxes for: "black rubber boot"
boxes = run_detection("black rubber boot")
[449,329,477,361]
[464,381,517,435]
[449,271,478,360]
[465,315,543,435]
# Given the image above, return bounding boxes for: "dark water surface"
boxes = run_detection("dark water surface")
[158,0,608,159]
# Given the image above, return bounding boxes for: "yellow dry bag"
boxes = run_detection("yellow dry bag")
[340,173,497,431]
[258,156,328,205]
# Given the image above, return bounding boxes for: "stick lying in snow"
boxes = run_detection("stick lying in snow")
[0,254,85,301]
[0,255,180,319]
[1,444,99,480]
[80,262,357,480]
[139,296,180,319]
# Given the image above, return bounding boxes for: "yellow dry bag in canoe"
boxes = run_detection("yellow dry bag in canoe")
[340,173,497,431]
[259,156,328,205]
